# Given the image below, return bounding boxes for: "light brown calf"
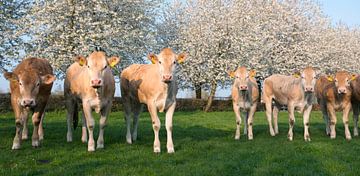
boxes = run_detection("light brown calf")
[315,71,354,140]
[64,51,120,151]
[350,75,360,136]
[4,58,55,149]
[228,66,259,140]
[120,48,186,153]
[262,67,316,141]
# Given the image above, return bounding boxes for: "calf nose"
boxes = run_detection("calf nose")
[338,88,347,94]
[91,79,102,87]
[305,87,314,92]
[21,99,35,107]
[163,75,172,81]
[240,85,248,90]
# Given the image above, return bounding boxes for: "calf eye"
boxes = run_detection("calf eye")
[173,61,176,64]
[19,82,22,86]
[159,61,162,64]
[37,82,40,87]
[87,65,90,68]
[104,65,107,69]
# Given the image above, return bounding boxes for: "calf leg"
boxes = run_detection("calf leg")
[287,104,295,141]
[21,113,29,140]
[132,104,142,142]
[233,103,242,140]
[303,105,312,141]
[66,99,75,142]
[123,101,133,144]
[81,110,87,143]
[265,100,275,136]
[247,103,257,140]
[327,105,337,139]
[38,113,45,141]
[353,103,359,136]
[273,105,279,134]
[97,104,111,149]
[320,103,331,135]
[343,104,352,140]
[166,103,176,153]
[243,112,248,135]
[83,103,95,152]
[147,102,161,153]
[12,109,25,150]
[31,110,44,148]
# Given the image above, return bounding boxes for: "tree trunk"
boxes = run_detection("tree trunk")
[195,83,202,99]
[204,81,217,112]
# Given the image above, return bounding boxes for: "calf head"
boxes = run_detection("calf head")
[75,51,120,88]
[327,71,355,94]
[295,67,316,93]
[228,66,256,91]
[148,48,186,83]
[4,70,55,108]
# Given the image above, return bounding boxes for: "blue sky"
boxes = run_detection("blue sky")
[1,1,360,97]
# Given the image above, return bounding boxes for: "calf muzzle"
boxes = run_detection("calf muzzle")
[21,99,36,108]
[91,79,102,88]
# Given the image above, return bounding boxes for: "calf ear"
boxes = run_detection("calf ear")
[3,72,18,82]
[148,53,158,64]
[227,71,235,78]
[177,53,187,64]
[41,74,56,85]
[249,70,256,77]
[74,56,87,66]
[108,56,120,68]
[327,75,334,82]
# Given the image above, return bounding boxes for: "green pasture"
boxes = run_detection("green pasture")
[1,110,360,175]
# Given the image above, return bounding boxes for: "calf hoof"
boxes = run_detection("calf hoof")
[275,129,279,135]
[270,130,275,137]
[288,134,293,141]
[81,138,87,143]
[235,135,240,140]
[126,138,132,144]
[330,135,336,139]
[167,148,175,154]
[154,147,161,153]
[248,135,253,140]
[32,140,40,148]
[88,146,95,152]
[304,137,311,142]
[346,136,352,140]
[97,143,104,149]
[22,134,28,140]
[39,135,44,141]
[12,143,21,150]
[67,134,73,142]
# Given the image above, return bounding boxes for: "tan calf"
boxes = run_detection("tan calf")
[262,67,316,141]
[64,51,120,151]
[228,67,259,140]
[4,58,55,149]
[120,48,186,153]
[315,71,354,140]
[350,75,360,136]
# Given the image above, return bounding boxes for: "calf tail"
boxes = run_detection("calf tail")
[73,102,79,130]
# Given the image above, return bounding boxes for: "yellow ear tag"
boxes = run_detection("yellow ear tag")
[229,72,235,78]
[79,58,85,66]
[351,74,357,81]
[178,59,184,64]
[293,73,300,78]
[150,57,156,64]
[327,76,333,82]
[110,61,116,68]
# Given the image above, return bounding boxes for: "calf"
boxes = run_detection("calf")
[315,71,354,140]
[262,67,316,141]
[351,75,360,136]
[64,51,120,151]
[3,58,55,149]
[228,66,259,140]
[120,48,186,153]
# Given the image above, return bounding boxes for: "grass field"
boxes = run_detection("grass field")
[1,110,360,175]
